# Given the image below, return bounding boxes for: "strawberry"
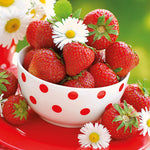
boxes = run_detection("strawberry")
[23,49,36,70]
[28,49,66,83]
[89,62,118,87]
[63,42,95,76]
[101,101,139,140]
[93,49,105,64]
[83,9,119,50]
[62,70,95,88]
[2,95,29,125]
[0,69,18,99]
[121,84,150,112]
[26,20,55,49]
[106,41,139,78]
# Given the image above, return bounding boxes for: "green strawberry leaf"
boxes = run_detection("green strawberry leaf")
[88,24,97,30]
[54,0,72,20]
[113,67,122,73]
[109,30,118,35]
[97,15,105,26]
[105,16,113,26]
[72,9,82,18]
[0,83,7,92]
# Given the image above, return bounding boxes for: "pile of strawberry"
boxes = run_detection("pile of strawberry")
[24,9,139,88]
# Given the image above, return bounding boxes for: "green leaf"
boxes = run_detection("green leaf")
[93,32,100,42]
[113,115,123,122]
[117,121,125,131]
[54,0,72,20]
[0,83,7,92]
[103,32,111,41]
[88,30,97,36]
[72,9,82,18]
[113,67,122,73]
[88,24,97,30]
[108,30,118,35]
[0,71,7,78]
[114,104,125,116]
[105,16,113,26]
[0,79,10,84]
[97,15,105,26]
[106,25,115,31]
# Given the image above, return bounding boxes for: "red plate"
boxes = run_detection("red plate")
[0,110,150,150]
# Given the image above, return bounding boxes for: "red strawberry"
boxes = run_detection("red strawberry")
[28,49,66,83]
[2,95,29,125]
[23,49,36,70]
[26,20,55,49]
[93,49,105,64]
[63,42,95,76]
[62,70,95,88]
[101,101,139,140]
[0,69,18,99]
[83,9,119,50]
[106,41,139,78]
[121,84,150,112]
[89,62,118,87]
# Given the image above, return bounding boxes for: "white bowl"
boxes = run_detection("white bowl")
[17,46,130,128]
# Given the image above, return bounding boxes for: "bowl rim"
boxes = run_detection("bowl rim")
[17,46,130,91]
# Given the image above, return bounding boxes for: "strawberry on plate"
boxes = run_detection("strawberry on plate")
[121,84,150,112]
[106,41,139,78]
[63,42,95,76]
[83,9,119,50]
[89,62,118,87]
[2,95,29,126]
[28,48,66,83]
[26,20,55,49]
[0,69,18,99]
[101,101,139,140]
[62,70,95,88]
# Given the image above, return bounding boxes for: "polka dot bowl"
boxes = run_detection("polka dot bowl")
[17,46,130,128]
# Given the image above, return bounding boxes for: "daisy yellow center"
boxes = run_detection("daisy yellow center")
[40,0,46,4]
[41,14,46,21]
[5,18,20,33]
[0,0,14,7]
[89,132,100,143]
[147,119,150,127]
[65,30,75,38]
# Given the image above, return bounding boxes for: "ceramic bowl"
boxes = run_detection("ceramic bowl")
[17,46,130,128]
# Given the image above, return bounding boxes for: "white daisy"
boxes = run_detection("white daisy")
[138,107,150,136]
[0,7,32,48]
[78,122,111,149]
[29,0,56,20]
[0,0,29,12]
[52,17,89,50]
[29,3,47,21]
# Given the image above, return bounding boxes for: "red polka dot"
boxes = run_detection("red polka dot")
[39,84,48,93]
[30,96,37,104]
[80,108,90,115]
[21,72,26,82]
[68,91,78,100]
[97,91,106,99]
[52,105,62,113]
[119,83,124,92]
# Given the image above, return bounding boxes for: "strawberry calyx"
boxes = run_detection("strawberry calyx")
[0,71,10,95]
[13,99,28,120]
[88,15,118,42]
[113,100,139,133]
